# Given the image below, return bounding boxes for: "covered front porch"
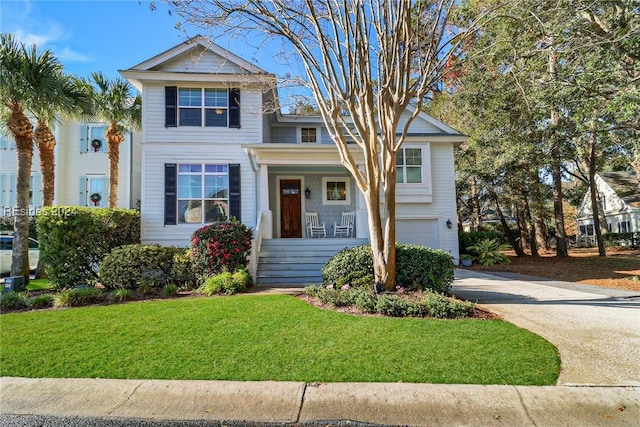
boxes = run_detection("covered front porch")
[244,144,370,284]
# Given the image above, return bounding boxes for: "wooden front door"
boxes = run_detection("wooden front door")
[280,179,302,238]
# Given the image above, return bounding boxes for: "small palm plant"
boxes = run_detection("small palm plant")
[466,238,510,266]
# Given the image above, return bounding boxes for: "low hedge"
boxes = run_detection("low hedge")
[99,244,195,291]
[304,286,474,319]
[197,270,252,296]
[322,244,454,293]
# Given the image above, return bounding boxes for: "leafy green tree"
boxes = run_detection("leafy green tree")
[0,34,71,281]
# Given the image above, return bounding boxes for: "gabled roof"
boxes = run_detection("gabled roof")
[127,35,268,74]
[119,35,274,91]
[600,171,640,208]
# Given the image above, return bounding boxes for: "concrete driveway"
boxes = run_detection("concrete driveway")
[452,269,640,386]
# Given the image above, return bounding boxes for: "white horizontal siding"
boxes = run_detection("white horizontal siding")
[395,143,459,257]
[141,143,256,246]
[399,111,442,134]
[143,83,263,144]
[55,120,132,208]
[159,49,246,74]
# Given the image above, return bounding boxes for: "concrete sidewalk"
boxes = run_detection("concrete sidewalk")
[2,377,639,426]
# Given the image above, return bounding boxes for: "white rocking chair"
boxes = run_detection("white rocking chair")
[305,212,326,238]
[334,211,355,237]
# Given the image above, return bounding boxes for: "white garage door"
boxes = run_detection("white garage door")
[396,219,439,248]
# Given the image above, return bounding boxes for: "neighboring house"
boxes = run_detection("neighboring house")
[0,119,141,215]
[576,171,639,246]
[120,35,467,284]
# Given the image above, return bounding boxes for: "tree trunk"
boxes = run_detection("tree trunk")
[551,161,569,257]
[35,121,56,206]
[587,116,607,257]
[523,195,538,256]
[548,47,569,257]
[8,106,34,284]
[471,178,482,230]
[535,216,549,252]
[106,125,124,208]
[491,190,524,256]
[516,203,529,251]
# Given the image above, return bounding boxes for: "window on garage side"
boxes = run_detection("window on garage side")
[396,147,422,184]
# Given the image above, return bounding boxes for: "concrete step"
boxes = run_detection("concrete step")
[255,238,367,286]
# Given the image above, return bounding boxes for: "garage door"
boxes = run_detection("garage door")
[396,219,439,248]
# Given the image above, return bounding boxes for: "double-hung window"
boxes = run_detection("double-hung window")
[177,164,229,224]
[178,88,229,127]
[396,148,422,184]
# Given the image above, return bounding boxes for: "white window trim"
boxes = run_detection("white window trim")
[322,176,351,205]
[298,126,320,143]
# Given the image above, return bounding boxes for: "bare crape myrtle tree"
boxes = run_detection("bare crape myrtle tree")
[164,0,487,290]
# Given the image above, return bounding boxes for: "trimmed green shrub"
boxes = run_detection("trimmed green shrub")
[0,292,29,311]
[375,294,411,317]
[466,238,510,266]
[28,294,55,309]
[303,286,476,319]
[54,287,105,307]
[422,292,475,319]
[459,230,502,256]
[99,245,194,291]
[322,244,454,293]
[161,284,179,297]
[198,270,250,296]
[190,220,252,280]
[37,207,140,290]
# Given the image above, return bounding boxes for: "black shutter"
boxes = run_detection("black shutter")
[229,164,241,221]
[228,88,240,128]
[164,164,177,225]
[165,86,177,127]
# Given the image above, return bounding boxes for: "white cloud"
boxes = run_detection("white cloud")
[58,46,92,62]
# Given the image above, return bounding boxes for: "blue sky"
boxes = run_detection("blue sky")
[0,0,306,108]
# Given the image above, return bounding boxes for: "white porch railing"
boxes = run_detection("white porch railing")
[249,211,268,279]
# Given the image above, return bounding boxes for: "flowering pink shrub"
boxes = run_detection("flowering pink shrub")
[190,220,252,279]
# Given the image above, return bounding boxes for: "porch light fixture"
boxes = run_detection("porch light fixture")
[305,187,311,199]
[446,219,452,229]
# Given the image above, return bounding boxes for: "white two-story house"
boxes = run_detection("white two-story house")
[0,120,140,215]
[121,35,466,285]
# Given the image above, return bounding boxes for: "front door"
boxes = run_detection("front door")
[280,179,302,238]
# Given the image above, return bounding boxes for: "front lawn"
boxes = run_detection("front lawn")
[0,295,559,385]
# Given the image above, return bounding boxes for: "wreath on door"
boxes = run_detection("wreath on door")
[90,193,102,206]
[91,139,102,152]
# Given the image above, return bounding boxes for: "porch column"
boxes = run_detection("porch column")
[355,182,369,239]
[258,164,272,239]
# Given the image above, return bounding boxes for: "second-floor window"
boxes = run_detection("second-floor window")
[166,87,241,128]
[300,127,317,143]
[396,148,422,184]
[179,88,229,127]
[88,125,107,153]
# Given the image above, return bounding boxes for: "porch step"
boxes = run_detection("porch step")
[255,238,367,286]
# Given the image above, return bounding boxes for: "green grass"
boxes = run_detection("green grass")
[0,295,559,384]
[27,279,52,291]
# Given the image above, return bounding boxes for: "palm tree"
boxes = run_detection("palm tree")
[32,75,92,206]
[0,34,65,280]
[85,72,141,208]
